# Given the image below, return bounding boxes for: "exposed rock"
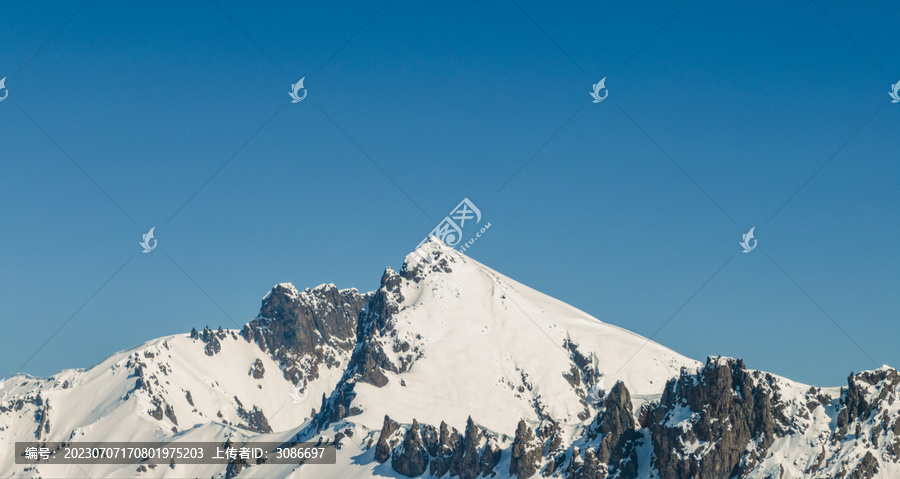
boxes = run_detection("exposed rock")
[375,415,400,463]
[835,368,900,442]
[480,436,502,477]
[368,415,501,479]
[427,421,460,477]
[646,357,789,479]
[392,419,428,477]
[164,403,178,426]
[236,404,271,434]
[34,399,50,440]
[592,381,639,477]
[449,416,481,479]
[848,451,880,479]
[241,283,370,384]
[249,358,265,379]
[567,448,606,479]
[198,326,221,356]
[400,238,455,282]
[510,419,541,478]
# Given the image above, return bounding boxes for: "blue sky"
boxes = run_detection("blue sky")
[0,1,897,387]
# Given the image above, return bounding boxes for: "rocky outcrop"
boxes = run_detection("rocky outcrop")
[374,415,400,463]
[196,326,222,356]
[249,358,265,379]
[370,414,502,478]
[510,419,541,478]
[448,417,481,479]
[241,283,369,384]
[591,381,639,477]
[392,419,428,476]
[335,360,900,479]
[237,405,270,434]
[349,268,405,387]
[849,451,880,479]
[399,237,456,283]
[424,421,459,477]
[34,398,50,440]
[835,368,900,442]
[548,381,642,479]
[566,448,605,479]
[312,267,418,428]
[645,357,790,479]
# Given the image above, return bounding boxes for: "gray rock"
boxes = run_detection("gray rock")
[392,419,429,477]
[646,357,789,479]
[375,415,400,463]
[510,419,541,478]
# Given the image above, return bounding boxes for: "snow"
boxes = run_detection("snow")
[0,333,335,478]
[346,241,699,439]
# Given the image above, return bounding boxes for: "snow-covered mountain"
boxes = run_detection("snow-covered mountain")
[1,239,898,478]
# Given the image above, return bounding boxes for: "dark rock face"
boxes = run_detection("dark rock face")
[34,399,50,440]
[241,283,370,384]
[235,402,271,434]
[849,451,880,479]
[426,421,460,477]
[249,359,265,379]
[375,415,400,463]
[489,360,895,479]
[372,415,501,478]
[835,368,900,442]
[164,403,178,426]
[510,419,541,478]
[313,268,412,429]
[392,419,428,476]
[449,417,481,479]
[197,326,221,356]
[588,381,639,478]
[350,268,405,386]
[480,438,502,477]
[829,368,900,478]
[254,284,364,351]
[566,449,605,479]
[645,357,790,479]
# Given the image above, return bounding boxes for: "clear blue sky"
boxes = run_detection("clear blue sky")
[1,1,897,387]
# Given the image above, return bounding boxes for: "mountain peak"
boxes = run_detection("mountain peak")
[262,282,301,301]
[400,237,459,282]
[313,241,699,438]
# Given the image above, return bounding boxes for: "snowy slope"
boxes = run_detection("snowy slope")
[333,238,699,438]
[0,332,329,478]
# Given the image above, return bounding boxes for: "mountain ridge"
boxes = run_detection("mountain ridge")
[1,239,897,478]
